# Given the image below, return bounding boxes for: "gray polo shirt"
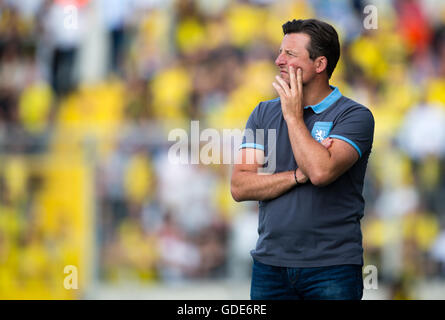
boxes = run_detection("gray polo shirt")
[239,86,374,267]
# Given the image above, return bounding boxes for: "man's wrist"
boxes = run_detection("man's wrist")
[285,116,304,127]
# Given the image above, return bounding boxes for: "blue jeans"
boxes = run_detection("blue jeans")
[250,259,363,300]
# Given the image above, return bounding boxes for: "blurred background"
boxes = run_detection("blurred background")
[1,0,445,300]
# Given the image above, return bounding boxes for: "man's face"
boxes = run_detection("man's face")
[275,33,317,85]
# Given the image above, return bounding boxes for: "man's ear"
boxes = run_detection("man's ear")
[315,56,328,74]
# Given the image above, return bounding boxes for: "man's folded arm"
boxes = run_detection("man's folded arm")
[286,121,359,187]
[230,148,298,202]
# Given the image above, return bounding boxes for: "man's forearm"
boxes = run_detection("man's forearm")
[231,170,296,202]
[286,118,331,184]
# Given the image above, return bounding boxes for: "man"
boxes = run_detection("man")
[231,19,374,300]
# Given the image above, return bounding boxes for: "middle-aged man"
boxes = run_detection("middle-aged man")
[230,19,375,300]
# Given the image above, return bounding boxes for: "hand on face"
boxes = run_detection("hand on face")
[280,65,305,85]
[272,65,304,123]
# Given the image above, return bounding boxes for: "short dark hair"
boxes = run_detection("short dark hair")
[282,19,340,79]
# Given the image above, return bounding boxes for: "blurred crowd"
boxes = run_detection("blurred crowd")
[1,0,445,299]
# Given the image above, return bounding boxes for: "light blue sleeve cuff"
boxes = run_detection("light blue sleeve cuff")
[239,143,265,151]
[328,135,362,158]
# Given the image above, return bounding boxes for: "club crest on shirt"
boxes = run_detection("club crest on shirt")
[311,121,333,142]
[315,129,326,142]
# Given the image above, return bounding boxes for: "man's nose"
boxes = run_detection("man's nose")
[275,53,286,67]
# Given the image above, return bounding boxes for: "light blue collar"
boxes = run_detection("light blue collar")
[304,86,342,114]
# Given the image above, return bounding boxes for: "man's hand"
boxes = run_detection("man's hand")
[295,167,308,184]
[272,66,303,122]
[295,137,333,183]
[320,137,333,149]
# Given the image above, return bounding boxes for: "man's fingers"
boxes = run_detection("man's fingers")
[272,82,285,97]
[289,66,297,95]
[321,138,332,148]
[321,138,333,148]
[297,68,303,95]
[275,75,290,96]
[295,168,308,184]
